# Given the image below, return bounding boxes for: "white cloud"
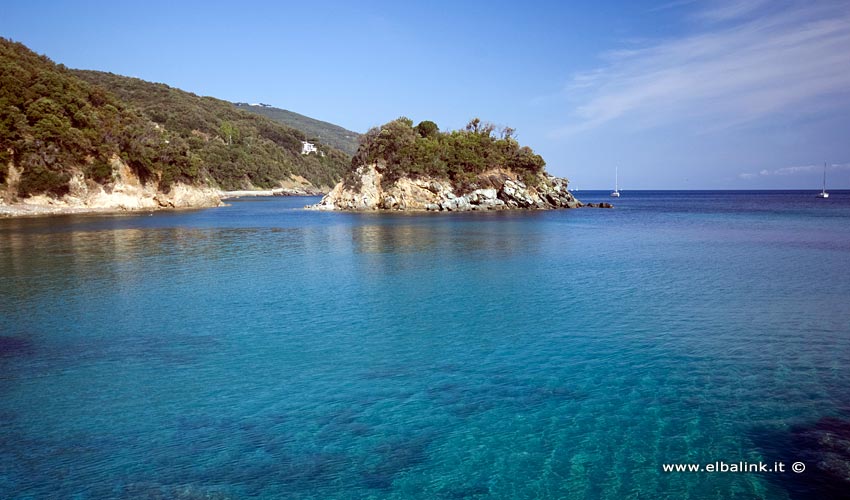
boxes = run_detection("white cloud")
[738,162,850,179]
[698,0,771,22]
[557,1,850,136]
[773,165,816,175]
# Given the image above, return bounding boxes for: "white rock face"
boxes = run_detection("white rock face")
[2,155,223,216]
[307,165,582,212]
[310,163,387,210]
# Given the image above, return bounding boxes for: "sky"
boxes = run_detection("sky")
[2,0,849,189]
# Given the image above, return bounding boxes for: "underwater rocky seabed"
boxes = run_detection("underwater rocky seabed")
[1,191,849,499]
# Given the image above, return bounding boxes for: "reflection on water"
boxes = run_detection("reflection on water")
[349,213,544,258]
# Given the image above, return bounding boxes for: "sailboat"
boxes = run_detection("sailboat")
[816,162,829,198]
[610,167,620,198]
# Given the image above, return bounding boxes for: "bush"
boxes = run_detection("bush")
[18,163,70,197]
[85,159,113,183]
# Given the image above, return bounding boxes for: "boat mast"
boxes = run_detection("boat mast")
[823,162,827,194]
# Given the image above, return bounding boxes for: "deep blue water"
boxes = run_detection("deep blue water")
[2,191,849,499]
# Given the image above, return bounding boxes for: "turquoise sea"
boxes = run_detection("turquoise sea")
[1,191,849,499]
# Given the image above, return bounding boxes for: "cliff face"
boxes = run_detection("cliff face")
[1,155,222,216]
[308,163,583,211]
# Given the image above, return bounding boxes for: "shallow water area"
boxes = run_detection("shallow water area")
[2,192,850,499]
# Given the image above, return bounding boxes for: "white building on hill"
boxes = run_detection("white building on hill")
[301,141,318,155]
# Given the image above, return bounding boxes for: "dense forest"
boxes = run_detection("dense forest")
[0,38,348,199]
[234,103,360,156]
[350,117,546,192]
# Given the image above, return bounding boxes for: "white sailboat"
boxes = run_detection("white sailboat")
[610,167,620,198]
[816,162,829,198]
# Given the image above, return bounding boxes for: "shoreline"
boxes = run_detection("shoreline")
[0,189,329,219]
[221,187,326,199]
[0,202,220,219]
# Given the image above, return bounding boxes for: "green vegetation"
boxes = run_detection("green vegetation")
[0,37,196,196]
[0,37,349,199]
[74,71,349,190]
[234,103,361,156]
[350,117,546,192]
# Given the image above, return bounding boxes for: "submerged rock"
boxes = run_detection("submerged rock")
[752,415,850,499]
[794,417,850,486]
[0,336,34,357]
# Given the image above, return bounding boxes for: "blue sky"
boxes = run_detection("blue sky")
[2,0,849,189]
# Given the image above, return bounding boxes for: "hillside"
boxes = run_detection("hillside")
[311,117,593,211]
[0,38,350,207]
[0,37,200,199]
[74,70,349,190]
[234,103,361,156]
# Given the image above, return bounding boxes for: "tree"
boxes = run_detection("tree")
[220,121,237,146]
[415,120,439,139]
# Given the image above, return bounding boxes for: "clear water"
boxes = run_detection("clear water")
[1,191,849,499]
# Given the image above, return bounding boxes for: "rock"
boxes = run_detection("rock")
[499,179,537,207]
[307,165,583,212]
[471,188,497,202]
[156,183,222,208]
[381,195,399,210]
[440,196,471,212]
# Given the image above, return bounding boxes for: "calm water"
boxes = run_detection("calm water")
[1,191,849,499]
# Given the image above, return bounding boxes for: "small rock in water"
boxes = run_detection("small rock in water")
[0,336,34,357]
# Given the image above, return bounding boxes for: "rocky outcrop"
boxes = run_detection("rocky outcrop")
[0,155,222,217]
[308,163,588,212]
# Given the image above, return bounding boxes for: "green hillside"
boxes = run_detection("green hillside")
[74,70,349,190]
[0,38,349,199]
[234,103,361,156]
[0,37,198,197]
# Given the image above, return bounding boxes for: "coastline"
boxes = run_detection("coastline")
[0,182,224,219]
[221,187,326,199]
[0,187,332,219]
[0,200,222,218]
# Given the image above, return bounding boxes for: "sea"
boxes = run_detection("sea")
[1,191,849,499]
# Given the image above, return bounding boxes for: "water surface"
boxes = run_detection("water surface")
[2,191,849,499]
